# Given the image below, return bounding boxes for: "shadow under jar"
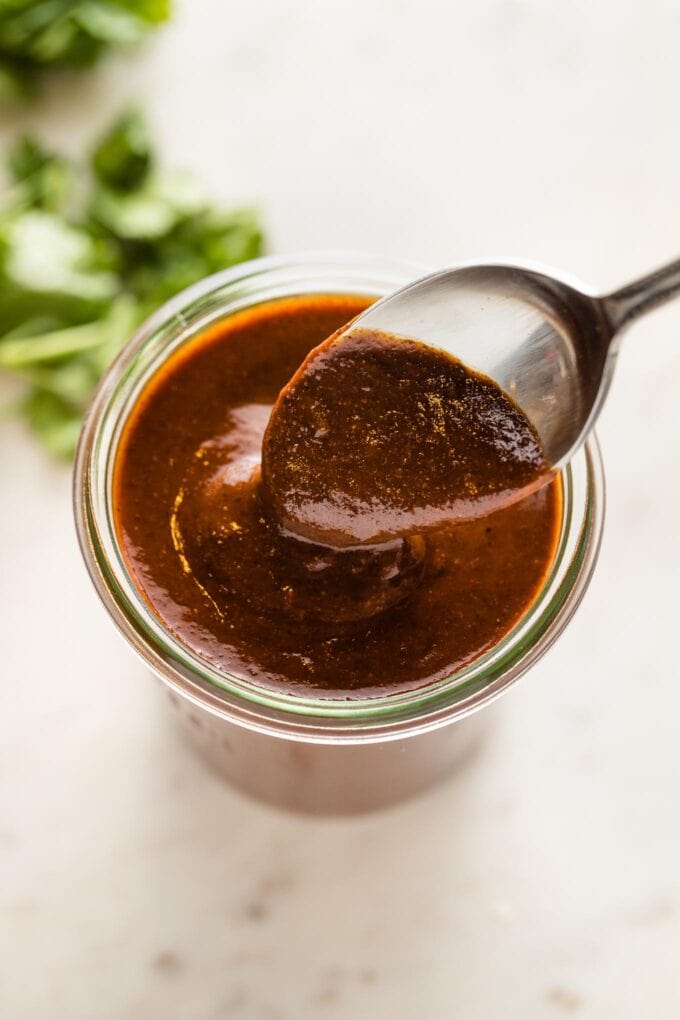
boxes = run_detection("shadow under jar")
[74,253,605,814]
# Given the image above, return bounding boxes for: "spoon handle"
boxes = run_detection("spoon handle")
[604,256,680,333]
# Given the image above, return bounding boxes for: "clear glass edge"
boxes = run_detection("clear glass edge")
[73,252,605,741]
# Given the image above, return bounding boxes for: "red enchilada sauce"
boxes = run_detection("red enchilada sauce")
[262,326,550,547]
[114,294,561,698]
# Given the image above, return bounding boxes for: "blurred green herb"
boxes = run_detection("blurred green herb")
[0,108,265,456]
[0,1,170,101]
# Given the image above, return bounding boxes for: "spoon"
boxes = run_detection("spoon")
[262,255,680,548]
[340,255,680,470]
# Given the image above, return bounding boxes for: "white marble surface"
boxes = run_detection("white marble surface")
[2,2,680,1017]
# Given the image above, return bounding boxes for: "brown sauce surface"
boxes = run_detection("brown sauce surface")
[114,294,562,698]
[262,326,550,546]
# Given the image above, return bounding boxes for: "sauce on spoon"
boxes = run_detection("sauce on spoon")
[262,326,550,547]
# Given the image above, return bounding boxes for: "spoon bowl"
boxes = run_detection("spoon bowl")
[343,256,680,468]
[261,252,680,547]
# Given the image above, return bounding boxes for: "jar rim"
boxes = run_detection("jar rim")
[74,251,605,742]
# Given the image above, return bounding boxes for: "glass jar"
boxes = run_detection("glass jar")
[74,253,605,813]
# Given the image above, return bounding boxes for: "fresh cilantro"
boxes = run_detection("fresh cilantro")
[0,0,170,101]
[0,108,265,456]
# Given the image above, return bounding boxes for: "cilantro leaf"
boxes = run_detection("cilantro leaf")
[0,108,265,458]
[0,0,171,101]
[91,107,151,190]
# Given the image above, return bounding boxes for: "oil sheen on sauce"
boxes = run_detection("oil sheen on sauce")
[113,294,562,698]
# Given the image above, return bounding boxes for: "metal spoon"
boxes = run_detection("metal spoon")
[341,256,680,469]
